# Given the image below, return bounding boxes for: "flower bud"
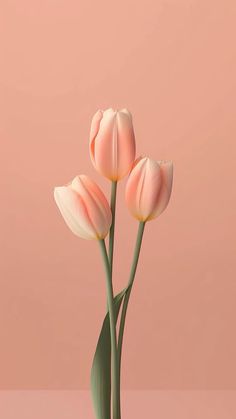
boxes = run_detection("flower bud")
[54,175,112,240]
[125,157,173,221]
[89,108,136,181]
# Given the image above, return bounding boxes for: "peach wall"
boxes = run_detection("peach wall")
[1,0,236,389]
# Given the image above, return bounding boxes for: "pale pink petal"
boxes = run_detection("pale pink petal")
[89,107,136,181]
[149,161,173,219]
[125,158,147,220]
[54,186,96,239]
[119,108,132,118]
[71,175,112,238]
[138,159,162,220]
[116,110,136,179]
[93,109,117,179]
[126,158,173,222]
[89,110,103,165]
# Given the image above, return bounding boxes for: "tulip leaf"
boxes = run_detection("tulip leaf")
[90,287,128,419]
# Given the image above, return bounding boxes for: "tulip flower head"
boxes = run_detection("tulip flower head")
[125,157,173,221]
[89,108,136,181]
[54,175,112,240]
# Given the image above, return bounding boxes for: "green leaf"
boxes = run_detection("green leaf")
[90,288,127,419]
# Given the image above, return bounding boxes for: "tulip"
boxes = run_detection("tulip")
[125,157,173,221]
[54,175,112,240]
[89,108,136,181]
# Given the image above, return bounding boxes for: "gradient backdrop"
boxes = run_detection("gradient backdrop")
[1,0,236,390]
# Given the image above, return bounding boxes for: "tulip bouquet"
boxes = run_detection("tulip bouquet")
[54,108,173,419]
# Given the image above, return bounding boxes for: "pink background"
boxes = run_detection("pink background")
[1,391,236,419]
[1,0,236,391]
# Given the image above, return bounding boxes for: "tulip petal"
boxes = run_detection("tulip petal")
[89,110,103,165]
[93,110,117,179]
[149,161,173,219]
[116,111,136,179]
[139,159,162,220]
[89,108,136,180]
[125,158,146,220]
[119,108,132,118]
[71,175,112,239]
[54,186,97,239]
[126,157,173,221]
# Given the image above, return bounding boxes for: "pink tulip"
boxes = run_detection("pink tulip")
[54,175,112,240]
[89,108,136,181]
[125,157,173,221]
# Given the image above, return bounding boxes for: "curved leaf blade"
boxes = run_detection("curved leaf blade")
[90,288,127,419]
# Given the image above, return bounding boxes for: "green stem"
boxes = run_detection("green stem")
[108,180,120,418]
[99,239,120,419]
[109,181,117,273]
[117,222,146,376]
